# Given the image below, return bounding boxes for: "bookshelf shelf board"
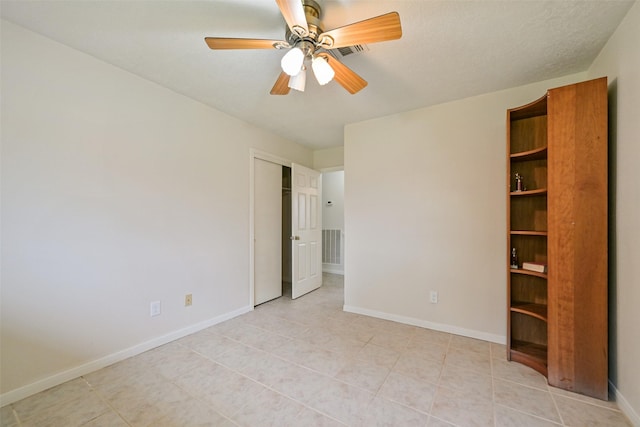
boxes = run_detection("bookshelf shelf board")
[511,302,548,321]
[510,188,547,197]
[511,146,548,162]
[510,269,548,279]
[511,230,548,236]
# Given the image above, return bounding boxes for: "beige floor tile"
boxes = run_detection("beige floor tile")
[370,331,412,352]
[83,357,153,393]
[223,322,294,352]
[492,357,549,390]
[334,357,391,392]
[294,406,346,426]
[427,415,456,426]
[444,346,492,374]
[177,329,243,359]
[493,378,561,423]
[191,370,269,418]
[411,328,452,348]
[89,365,168,401]
[494,404,562,427]
[105,381,192,426]
[491,342,508,359]
[210,341,269,372]
[359,396,430,426]
[12,378,92,416]
[355,342,401,369]
[393,351,444,384]
[298,325,337,346]
[404,339,448,362]
[234,351,291,386]
[335,321,377,343]
[449,335,492,354]
[172,359,228,394]
[307,379,374,426]
[20,391,111,427]
[378,371,437,414]
[134,342,210,381]
[82,410,131,427]
[548,385,620,410]
[267,363,333,404]
[431,385,494,427]
[204,316,249,336]
[0,406,19,427]
[439,362,493,396]
[319,333,367,357]
[271,338,349,376]
[231,387,307,427]
[248,314,310,339]
[553,394,632,426]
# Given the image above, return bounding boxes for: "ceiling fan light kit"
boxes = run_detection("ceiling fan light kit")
[204,0,402,95]
[281,46,305,76]
[288,67,307,92]
[311,55,334,85]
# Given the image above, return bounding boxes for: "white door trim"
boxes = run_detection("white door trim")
[249,149,292,308]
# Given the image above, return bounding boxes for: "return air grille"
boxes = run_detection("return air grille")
[322,229,342,265]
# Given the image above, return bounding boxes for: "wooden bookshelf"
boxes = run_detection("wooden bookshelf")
[506,77,608,400]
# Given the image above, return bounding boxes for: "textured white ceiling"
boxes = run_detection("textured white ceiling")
[1,0,634,149]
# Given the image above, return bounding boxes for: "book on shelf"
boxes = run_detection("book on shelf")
[522,262,547,273]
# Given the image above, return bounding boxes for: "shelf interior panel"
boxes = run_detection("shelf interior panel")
[510,196,547,232]
[509,115,547,153]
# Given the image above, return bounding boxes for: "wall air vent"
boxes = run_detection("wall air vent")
[329,44,369,58]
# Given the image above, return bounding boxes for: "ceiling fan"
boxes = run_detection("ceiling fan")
[204,0,402,95]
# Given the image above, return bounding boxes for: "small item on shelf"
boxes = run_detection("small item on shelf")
[511,248,519,269]
[522,262,548,273]
[514,172,524,192]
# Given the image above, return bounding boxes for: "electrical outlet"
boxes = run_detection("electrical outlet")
[185,294,192,307]
[430,291,438,304]
[150,301,161,317]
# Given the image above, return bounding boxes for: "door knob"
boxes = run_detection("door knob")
[290,236,300,240]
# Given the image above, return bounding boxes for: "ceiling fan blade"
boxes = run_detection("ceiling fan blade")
[317,12,402,49]
[275,0,309,37]
[205,37,285,50]
[270,71,291,95]
[317,53,367,94]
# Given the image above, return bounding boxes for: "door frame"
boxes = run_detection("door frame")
[249,149,292,308]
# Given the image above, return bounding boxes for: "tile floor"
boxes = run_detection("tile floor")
[0,274,631,426]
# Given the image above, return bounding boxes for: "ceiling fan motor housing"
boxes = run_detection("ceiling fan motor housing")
[286,0,325,56]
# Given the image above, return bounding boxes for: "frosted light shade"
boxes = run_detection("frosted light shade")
[281,48,304,76]
[312,56,335,85]
[288,68,306,92]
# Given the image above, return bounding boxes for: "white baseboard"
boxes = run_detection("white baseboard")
[343,304,506,345]
[322,266,344,275]
[610,380,640,427]
[0,305,252,407]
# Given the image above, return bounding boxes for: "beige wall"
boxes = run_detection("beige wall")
[0,20,312,402]
[344,73,586,342]
[313,146,344,170]
[587,2,640,423]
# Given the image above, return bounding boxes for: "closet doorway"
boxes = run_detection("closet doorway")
[251,151,322,306]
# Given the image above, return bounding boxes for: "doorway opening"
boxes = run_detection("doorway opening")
[321,169,344,276]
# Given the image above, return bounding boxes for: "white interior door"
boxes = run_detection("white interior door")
[291,163,322,299]
[254,158,282,305]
